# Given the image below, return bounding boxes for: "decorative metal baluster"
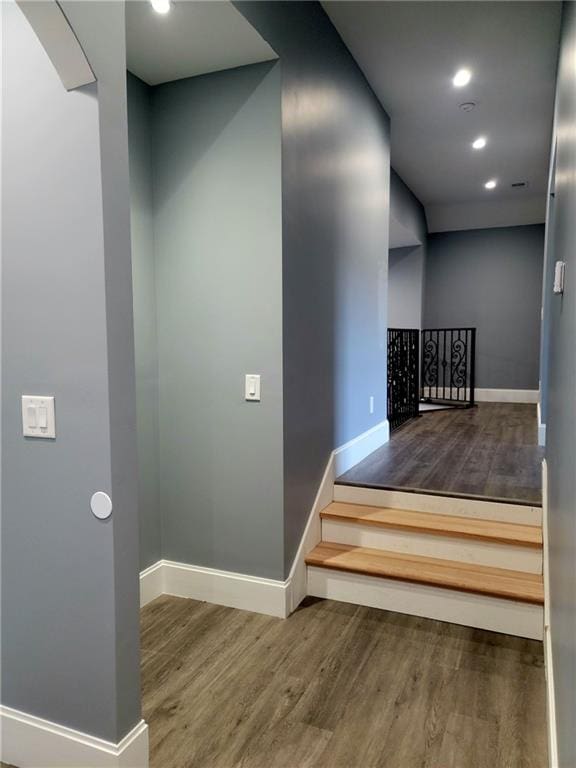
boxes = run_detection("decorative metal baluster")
[387,328,420,431]
[419,327,476,408]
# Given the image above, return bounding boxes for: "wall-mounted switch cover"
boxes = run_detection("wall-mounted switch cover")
[553,261,566,294]
[245,374,261,402]
[369,396,375,414]
[22,395,56,438]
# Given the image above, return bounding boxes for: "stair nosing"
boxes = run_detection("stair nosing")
[320,502,542,549]
[305,542,544,605]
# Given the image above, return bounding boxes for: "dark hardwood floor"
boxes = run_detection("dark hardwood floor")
[141,594,547,768]
[338,403,544,505]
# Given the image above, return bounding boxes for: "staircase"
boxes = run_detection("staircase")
[305,485,544,639]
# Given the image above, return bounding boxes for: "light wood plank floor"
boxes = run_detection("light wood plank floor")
[142,595,547,768]
[338,403,544,505]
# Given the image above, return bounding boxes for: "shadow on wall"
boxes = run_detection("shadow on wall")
[152,61,277,211]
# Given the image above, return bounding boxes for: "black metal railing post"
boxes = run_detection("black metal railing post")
[469,328,476,406]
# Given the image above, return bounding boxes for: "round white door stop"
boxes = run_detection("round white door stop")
[91,491,113,520]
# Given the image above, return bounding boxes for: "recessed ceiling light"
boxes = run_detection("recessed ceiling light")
[472,136,487,150]
[151,0,171,14]
[453,68,472,87]
[484,179,497,190]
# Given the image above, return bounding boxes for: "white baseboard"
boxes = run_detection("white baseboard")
[538,422,547,446]
[308,566,543,640]
[286,454,335,614]
[333,484,542,525]
[139,419,391,619]
[0,707,148,768]
[475,388,539,403]
[140,559,290,618]
[544,625,559,768]
[139,560,164,607]
[538,401,547,447]
[334,419,390,475]
[541,458,558,768]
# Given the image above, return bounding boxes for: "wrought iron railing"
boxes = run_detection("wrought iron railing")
[387,328,420,431]
[421,327,476,406]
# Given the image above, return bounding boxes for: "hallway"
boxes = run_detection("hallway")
[141,595,547,768]
[338,404,543,505]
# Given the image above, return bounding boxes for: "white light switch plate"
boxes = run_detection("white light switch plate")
[553,260,566,294]
[245,374,261,401]
[22,395,56,438]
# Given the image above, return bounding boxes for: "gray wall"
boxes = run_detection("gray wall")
[128,73,161,569]
[545,3,576,765]
[152,62,284,578]
[539,145,557,429]
[388,169,428,329]
[2,0,140,744]
[390,168,427,246]
[424,225,545,390]
[388,247,426,329]
[235,2,391,574]
[127,62,284,577]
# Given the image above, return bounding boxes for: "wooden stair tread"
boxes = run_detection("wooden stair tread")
[321,502,542,548]
[305,542,544,604]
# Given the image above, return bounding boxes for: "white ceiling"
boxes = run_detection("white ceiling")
[126,0,277,86]
[323,1,562,231]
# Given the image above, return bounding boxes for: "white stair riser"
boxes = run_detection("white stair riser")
[322,519,542,574]
[307,566,543,640]
[334,485,542,525]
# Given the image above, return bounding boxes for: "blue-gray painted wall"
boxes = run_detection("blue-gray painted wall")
[151,62,284,579]
[128,73,161,570]
[2,1,140,743]
[235,2,391,574]
[389,169,428,329]
[539,146,557,429]
[544,3,576,765]
[424,225,545,390]
[129,2,392,580]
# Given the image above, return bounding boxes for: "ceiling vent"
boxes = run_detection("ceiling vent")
[511,181,529,189]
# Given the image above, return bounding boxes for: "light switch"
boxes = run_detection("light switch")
[37,407,48,429]
[245,374,261,402]
[553,260,566,294]
[22,395,56,438]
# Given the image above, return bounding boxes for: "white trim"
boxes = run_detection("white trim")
[307,566,543,640]
[15,0,96,91]
[139,560,164,607]
[0,707,148,768]
[538,401,547,447]
[333,484,542,525]
[545,625,559,768]
[475,388,539,403]
[140,559,290,619]
[164,560,289,618]
[286,454,335,614]
[421,387,538,404]
[542,459,551,627]
[334,419,390,475]
[138,421,391,618]
[542,459,558,768]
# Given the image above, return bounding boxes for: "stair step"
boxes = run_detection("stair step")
[305,542,544,605]
[333,485,542,525]
[321,502,542,548]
